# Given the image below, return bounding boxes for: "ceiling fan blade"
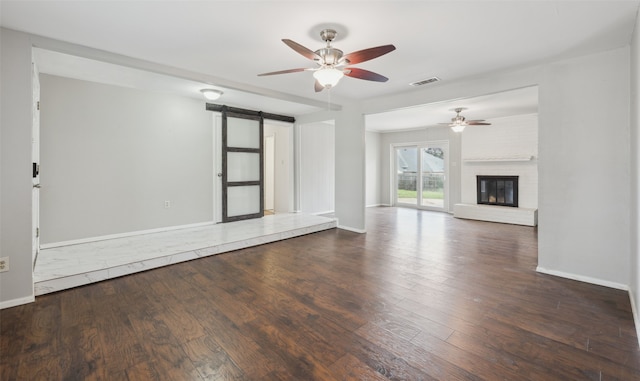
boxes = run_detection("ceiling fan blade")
[467,122,491,125]
[314,80,324,92]
[342,44,396,65]
[258,68,308,76]
[344,68,389,82]
[282,39,321,61]
[466,119,486,123]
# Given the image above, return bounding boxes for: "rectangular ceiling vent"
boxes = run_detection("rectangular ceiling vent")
[410,77,440,86]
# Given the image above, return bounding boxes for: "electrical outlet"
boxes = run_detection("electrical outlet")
[0,257,9,273]
[164,200,171,208]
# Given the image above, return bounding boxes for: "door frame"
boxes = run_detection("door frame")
[32,61,41,268]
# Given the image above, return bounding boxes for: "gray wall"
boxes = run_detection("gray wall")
[537,47,630,288]
[0,28,35,307]
[39,74,213,244]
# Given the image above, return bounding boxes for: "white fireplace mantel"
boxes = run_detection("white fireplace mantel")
[463,155,534,163]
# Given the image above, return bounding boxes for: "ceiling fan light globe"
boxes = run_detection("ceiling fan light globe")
[451,124,465,133]
[313,67,344,88]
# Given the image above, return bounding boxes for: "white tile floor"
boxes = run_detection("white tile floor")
[34,213,337,295]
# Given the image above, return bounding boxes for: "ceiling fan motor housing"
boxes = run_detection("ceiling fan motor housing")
[315,48,344,66]
[452,115,466,123]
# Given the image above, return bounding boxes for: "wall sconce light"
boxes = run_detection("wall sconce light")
[200,89,223,101]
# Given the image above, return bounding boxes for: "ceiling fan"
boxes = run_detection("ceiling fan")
[258,29,396,92]
[441,108,491,132]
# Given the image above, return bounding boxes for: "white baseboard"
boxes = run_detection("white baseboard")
[40,221,215,249]
[366,204,382,208]
[629,289,640,348]
[338,224,366,234]
[312,210,335,216]
[0,295,35,310]
[536,266,629,291]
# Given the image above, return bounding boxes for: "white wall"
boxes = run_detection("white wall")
[378,126,458,211]
[629,9,640,339]
[39,74,213,244]
[299,121,335,214]
[365,131,381,207]
[460,113,538,209]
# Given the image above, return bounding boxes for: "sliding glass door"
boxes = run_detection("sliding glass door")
[394,141,448,212]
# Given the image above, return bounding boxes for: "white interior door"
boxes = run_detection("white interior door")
[264,134,275,211]
[32,62,41,267]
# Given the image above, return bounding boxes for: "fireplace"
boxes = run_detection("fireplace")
[477,175,518,207]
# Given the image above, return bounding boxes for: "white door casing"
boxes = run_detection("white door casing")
[32,61,41,268]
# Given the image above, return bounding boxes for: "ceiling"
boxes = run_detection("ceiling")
[2,1,639,131]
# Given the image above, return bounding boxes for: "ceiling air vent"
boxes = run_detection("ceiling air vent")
[410,77,440,86]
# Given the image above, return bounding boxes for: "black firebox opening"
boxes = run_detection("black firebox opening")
[477,175,519,207]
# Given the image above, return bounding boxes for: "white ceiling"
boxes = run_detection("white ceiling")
[2,1,639,131]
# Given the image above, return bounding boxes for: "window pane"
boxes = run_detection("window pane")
[227,117,260,148]
[396,147,418,205]
[227,185,260,217]
[227,152,260,182]
[421,147,444,208]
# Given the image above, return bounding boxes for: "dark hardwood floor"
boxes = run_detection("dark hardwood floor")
[2,207,639,380]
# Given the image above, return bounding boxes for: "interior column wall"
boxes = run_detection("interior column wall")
[537,47,631,288]
[334,103,366,232]
[0,28,35,307]
[629,9,640,339]
[365,131,382,207]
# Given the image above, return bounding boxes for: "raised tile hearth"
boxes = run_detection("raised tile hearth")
[453,203,537,226]
[34,213,337,295]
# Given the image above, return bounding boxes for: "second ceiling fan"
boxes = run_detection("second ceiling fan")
[441,108,491,132]
[258,29,396,92]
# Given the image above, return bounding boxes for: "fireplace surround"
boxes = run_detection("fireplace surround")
[477,175,519,207]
